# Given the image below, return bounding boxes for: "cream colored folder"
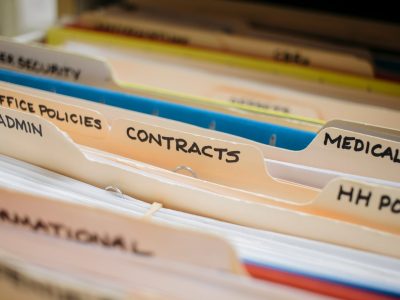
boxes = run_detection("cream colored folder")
[2,38,399,130]
[0,38,322,132]
[45,27,400,107]
[78,6,374,77]
[1,82,399,233]
[1,81,398,184]
[0,226,326,300]
[83,42,400,129]
[0,186,243,274]
[1,106,399,257]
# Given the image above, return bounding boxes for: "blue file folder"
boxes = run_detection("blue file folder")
[0,68,316,150]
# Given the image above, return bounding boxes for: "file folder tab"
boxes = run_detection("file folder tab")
[314,178,400,233]
[0,186,245,275]
[0,85,108,138]
[0,38,112,85]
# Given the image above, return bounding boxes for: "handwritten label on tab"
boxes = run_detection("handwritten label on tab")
[0,86,108,138]
[0,50,81,81]
[109,119,269,192]
[0,38,112,84]
[323,131,400,164]
[0,110,43,137]
[0,106,89,177]
[111,119,243,165]
[125,125,240,164]
[303,127,400,182]
[0,206,153,256]
[336,184,400,215]
[0,187,243,274]
[314,179,399,233]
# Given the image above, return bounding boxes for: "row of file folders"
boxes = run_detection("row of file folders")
[0,2,400,299]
